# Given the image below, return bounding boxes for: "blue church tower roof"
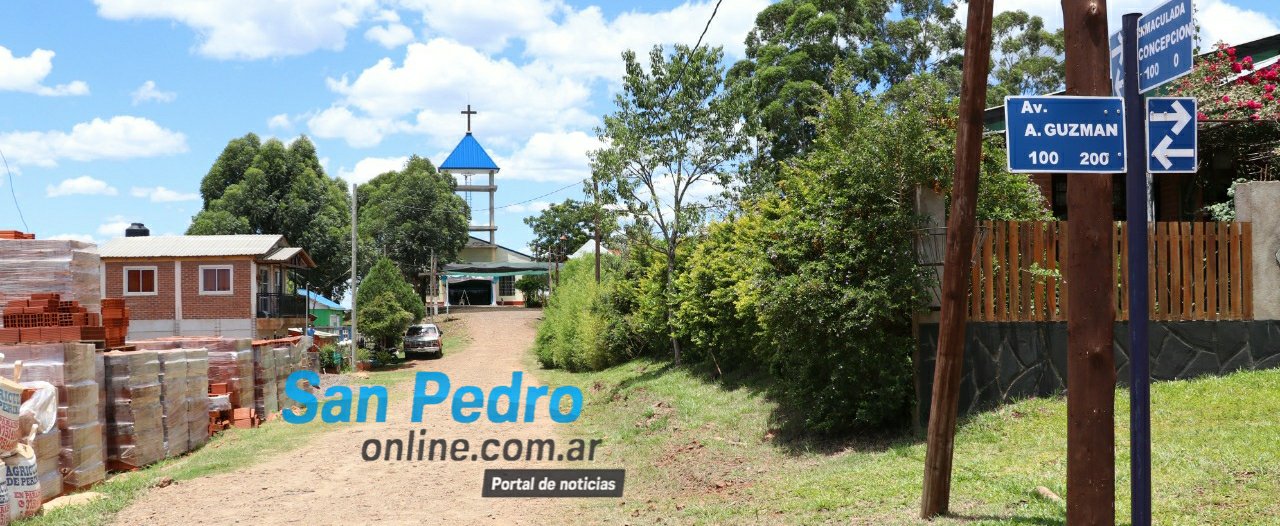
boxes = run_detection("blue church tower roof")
[440,133,500,171]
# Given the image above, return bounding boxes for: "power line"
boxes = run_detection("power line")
[693,0,724,50]
[0,148,27,232]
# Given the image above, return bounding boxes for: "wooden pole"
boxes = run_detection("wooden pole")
[1062,0,1117,524]
[919,0,994,518]
[594,179,602,284]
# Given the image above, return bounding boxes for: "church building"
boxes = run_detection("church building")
[431,106,548,307]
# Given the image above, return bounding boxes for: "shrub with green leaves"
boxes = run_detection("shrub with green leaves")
[535,256,620,371]
[356,257,424,349]
[358,291,414,351]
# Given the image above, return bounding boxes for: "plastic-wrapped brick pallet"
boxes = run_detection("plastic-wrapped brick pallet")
[156,349,190,457]
[0,342,104,492]
[273,346,291,415]
[208,346,253,410]
[33,428,60,502]
[103,351,164,471]
[0,240,102,317]
[252,346,277,420]
[184,348,209,450]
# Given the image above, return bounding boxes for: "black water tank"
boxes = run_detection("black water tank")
[125,223,150,237]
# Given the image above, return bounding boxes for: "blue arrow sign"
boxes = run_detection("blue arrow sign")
[1111,30,1124,96]
[1138,0,1195,93]
[1005,96,1127,173]
[1146,97,1197,173]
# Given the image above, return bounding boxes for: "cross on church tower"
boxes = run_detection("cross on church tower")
[461,104,477,133]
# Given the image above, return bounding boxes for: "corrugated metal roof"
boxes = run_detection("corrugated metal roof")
[261,246,303,262]
[99,235,285,258]
[297,288,344,310]
[439,133,500,171]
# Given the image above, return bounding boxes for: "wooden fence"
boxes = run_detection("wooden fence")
[966,221,1253,321]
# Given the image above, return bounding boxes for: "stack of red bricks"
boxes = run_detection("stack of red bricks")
[0,230,35,240]
[0,293,105,345]
[100,298,129,348]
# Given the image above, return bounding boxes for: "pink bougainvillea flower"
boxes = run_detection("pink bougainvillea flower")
[1232,62,1244,73]
[1197,111,1208,121]
[1223,95,1231,103]
[1250,113,1260,121]
[1267,83,1276,93]
[1228,47,1237,57]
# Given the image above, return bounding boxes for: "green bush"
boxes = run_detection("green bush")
[534,256,624,371]
[357,257,425,322]
[672,209,771,371]
[514,275,548,307]
[358,291,414,351]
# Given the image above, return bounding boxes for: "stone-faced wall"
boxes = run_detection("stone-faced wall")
[914,321,1280,427]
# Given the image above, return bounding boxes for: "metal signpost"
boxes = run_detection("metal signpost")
[1137,0,1195,93]
[1127,1,1194,523]
[1004,96,1127,174]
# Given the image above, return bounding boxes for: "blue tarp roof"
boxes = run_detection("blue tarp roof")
[296,289,344,310]
[440,133,500,171]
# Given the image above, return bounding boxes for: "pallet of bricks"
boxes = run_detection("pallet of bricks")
[0,236,101,318]
[102,351,164,471]
[0,294,106,347]
[128,339,214,456]
[0,341,106,513]
[139,338,255,433]
[252,337,309,422]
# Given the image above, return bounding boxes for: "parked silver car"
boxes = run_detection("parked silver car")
[404,323,444,358]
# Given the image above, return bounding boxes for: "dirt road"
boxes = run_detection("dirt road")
[115,308,565,525]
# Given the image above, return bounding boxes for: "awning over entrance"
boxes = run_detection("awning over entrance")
[441,261,549,277]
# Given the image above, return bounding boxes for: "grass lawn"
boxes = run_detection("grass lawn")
[537,359,1280,525]
[22,321,474,525]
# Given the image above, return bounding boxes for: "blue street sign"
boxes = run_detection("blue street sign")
[1146,97,1198,172]
[1137,0,1195,93]
[1005,96,1127,173]
[1111,30,1124,96]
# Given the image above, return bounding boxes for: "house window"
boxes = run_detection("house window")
[499,276,515,296]
[199,265,234,295]
[124,267,157,296]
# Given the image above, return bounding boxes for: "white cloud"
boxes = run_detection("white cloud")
[93,0,379,60]
[337,155,409,184]
[46,233,97,244]
[267,113,293,130]
[0,116,187,167]
[0,45,89,96]
[365,10,415,48]
[130,186,199,202]
[131,80,176,105]
[313,39,594,148]
[307,106,398,148]
[46,175,118,197]
[503,200,552,214]
[1198,0,1280,47]
[970,1,1279,49]
[97,215,135,237]
[523,0,767,81]
[491,131,600,183]
[397,0,558,54]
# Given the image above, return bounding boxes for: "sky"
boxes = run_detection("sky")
[0,0,1277,254]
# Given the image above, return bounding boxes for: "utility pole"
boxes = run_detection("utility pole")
[920,0,994,518]
[430,248,438,320]
[349,183,358,371]
[594,179,602,284]
[1062,0,1117,523]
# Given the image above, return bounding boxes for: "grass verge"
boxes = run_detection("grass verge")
[538,359,1280,525]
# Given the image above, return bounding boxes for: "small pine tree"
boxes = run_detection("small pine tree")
[359,292,414,350]
[357,257,425,322]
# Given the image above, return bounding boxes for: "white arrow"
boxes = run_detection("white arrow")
[1152,135,1194,170]
[1150,100,1192,135]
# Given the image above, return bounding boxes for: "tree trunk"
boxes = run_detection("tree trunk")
[665,248,681,365]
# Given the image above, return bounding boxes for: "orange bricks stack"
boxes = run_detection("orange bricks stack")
[0,230,35,240]
[100,298,129,349]
[0,293,105,345]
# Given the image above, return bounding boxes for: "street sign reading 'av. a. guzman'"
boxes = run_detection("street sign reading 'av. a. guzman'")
[1005,96,1127,174]
[1146,97,1198,173]
[1138,0,1195,93]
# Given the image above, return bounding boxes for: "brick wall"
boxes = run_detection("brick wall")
[103,258,253,321]
[104,261,175,320]
[181,259,251,319]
